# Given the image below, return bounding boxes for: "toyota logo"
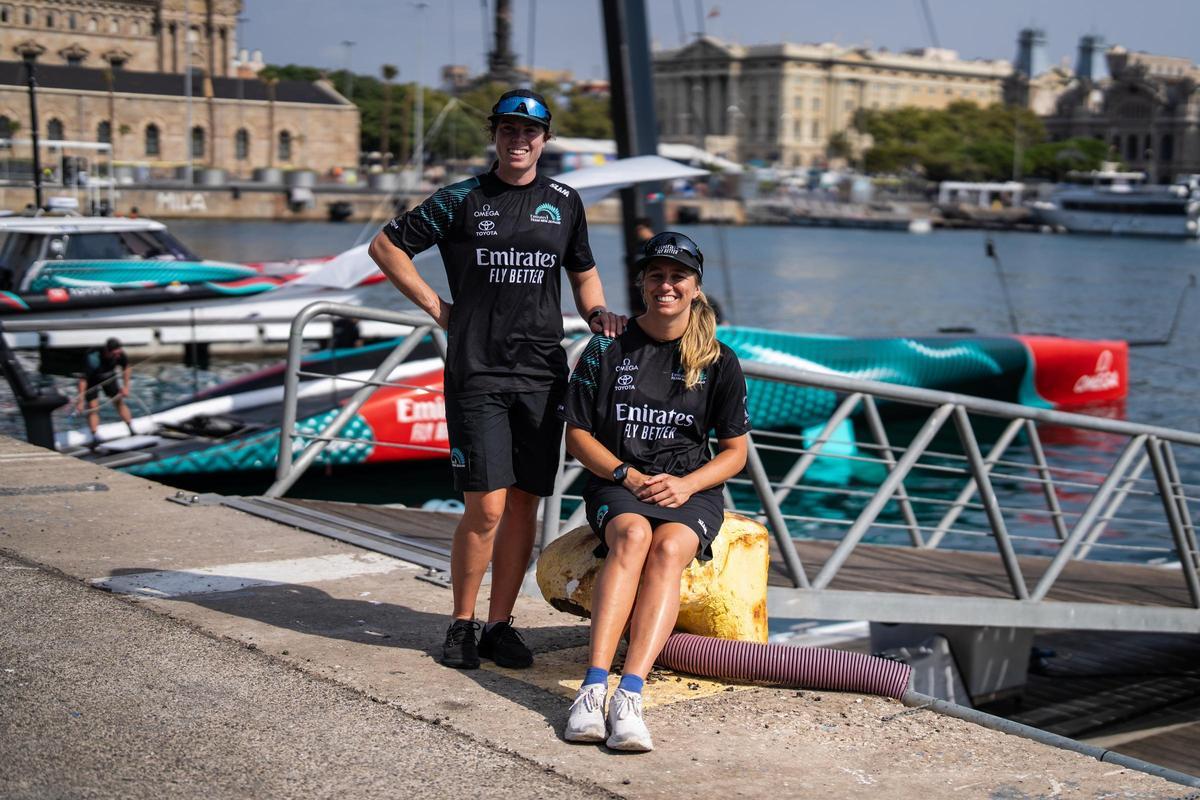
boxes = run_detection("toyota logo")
[479,220,495,231]
[617,374,633,386]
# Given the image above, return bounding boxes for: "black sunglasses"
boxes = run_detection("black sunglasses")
[643,232,704,266]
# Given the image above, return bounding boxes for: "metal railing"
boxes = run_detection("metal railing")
[267,302,1200,631]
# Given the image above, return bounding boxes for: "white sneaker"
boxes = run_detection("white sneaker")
[564,682,608,742]
[605,688,653,752]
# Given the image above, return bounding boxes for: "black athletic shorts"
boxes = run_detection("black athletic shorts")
[583,480,725,563]
[445,385,565,496]
[84,372,119,403]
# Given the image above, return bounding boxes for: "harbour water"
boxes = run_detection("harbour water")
[3,220,1199,555]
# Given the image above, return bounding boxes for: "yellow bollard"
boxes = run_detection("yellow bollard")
[536,512,770,643]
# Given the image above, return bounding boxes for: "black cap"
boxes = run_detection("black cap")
[489,89,552,129]
[634,231,704,280]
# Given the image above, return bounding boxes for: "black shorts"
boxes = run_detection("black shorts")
[84,373,119,403]
[583,480,725,563]
[445,385,565,496]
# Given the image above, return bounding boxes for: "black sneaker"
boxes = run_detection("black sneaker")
[441,619,481,669]
[478,617,533,668]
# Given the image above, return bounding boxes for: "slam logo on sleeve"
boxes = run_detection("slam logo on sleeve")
[530,202,562,225]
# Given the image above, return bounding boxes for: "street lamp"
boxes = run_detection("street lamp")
[17,42,46,210]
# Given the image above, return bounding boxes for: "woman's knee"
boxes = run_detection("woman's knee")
[647,528,699,567]
[606,515,653,556]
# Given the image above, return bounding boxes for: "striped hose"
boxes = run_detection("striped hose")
[657,632,913,699]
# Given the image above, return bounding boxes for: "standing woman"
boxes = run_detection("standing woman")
[369,88,623,670]
[558,232,751,751]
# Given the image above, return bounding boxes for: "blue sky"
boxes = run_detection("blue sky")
[241,1,1200,82]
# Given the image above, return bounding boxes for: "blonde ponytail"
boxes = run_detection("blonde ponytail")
[679,290,720,389]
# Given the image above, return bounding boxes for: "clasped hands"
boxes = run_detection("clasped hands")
[622,468,696,509]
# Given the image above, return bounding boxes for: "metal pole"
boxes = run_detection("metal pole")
[812,403,954,590]
[744,432,809,588]
[184,0,193,186]
[413,3,428,187]
[952,405,1029,599]
[539,431,569,547]
[1023,420,1070,542]
[1162,441,1200,571]
[1030,434,1148,601]
[1146,437,1200,607]
[926,417,1024,549]
[1076,452,1149,560]
[770,392,861,509]
[267,325,431,498]
[22,53,44,210]
[861,395,925,547]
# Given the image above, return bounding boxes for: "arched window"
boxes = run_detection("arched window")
[97,121,111,144]
[191,126,205,158]
[109,16,119,33]
[68,12,76,29]
[2,6,11,24]
[45,10,54,27]
[131,20,140,35]
[24,7,32,24]
[1125,134,1138,161]
[145,124,160,156]
[87,16,97,32]
[1161,134,1175,162]
[278,130,292,161]
[47,118,64,140]
[235,128,250,160]
[0,116,12,139]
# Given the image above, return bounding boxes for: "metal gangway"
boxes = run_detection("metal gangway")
[250,302,1199,635]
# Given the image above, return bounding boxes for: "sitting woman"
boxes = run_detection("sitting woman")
[557,232,751,751]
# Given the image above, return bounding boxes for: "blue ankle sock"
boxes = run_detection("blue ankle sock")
[583,667,608,688]
[618,674,644,695]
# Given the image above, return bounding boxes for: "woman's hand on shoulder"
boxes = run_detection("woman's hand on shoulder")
[636,474,696,508]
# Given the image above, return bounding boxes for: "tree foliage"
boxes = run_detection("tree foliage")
[854,102,1051,182]
[264,64,616,162]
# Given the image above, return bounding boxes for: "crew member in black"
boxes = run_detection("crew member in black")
[75,336,135,442]
[368,88,624,671]
[557,232,750,751]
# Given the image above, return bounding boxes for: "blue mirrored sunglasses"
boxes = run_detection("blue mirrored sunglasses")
[493,95,551,122]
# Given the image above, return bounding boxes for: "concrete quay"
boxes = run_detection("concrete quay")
[0,434,1192,799]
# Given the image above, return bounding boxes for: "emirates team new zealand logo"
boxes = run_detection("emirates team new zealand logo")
[530,202,562,225]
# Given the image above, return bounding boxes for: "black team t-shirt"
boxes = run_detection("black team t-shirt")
[84,347,127,381]
[383,170,594,397]
[559,320,752,482]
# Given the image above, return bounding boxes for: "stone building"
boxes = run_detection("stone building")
[1042,48,1200,182]
[0,0,360,176]
[653,37,1011,168]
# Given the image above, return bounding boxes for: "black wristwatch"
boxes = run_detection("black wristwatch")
[587,307,606,324]
[612,462,631,483]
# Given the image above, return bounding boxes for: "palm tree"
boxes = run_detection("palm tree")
[380,64,398,167]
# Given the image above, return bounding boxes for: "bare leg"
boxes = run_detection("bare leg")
[114,396,135,433]
[486,486,540,622]
[587,514,653,672]
[622,524,699,679]
[85,399,100,437]
[450,489,506,620]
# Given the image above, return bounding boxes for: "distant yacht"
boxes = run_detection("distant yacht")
[1032,167,1200,238]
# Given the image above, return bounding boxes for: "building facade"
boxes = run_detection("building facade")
[653,38,1011,168]
[0,0,360,177]
[1043,48,1200,181]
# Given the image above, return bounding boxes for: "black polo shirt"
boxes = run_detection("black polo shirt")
[384,170,594,397]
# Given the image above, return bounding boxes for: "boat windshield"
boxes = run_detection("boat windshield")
[60,229,200,261]
[0,233,44,290]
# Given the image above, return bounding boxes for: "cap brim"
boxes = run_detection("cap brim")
[635,252,703,278]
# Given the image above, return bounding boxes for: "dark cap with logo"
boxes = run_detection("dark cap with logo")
[489,89,553,129]
[634,231,704,280]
